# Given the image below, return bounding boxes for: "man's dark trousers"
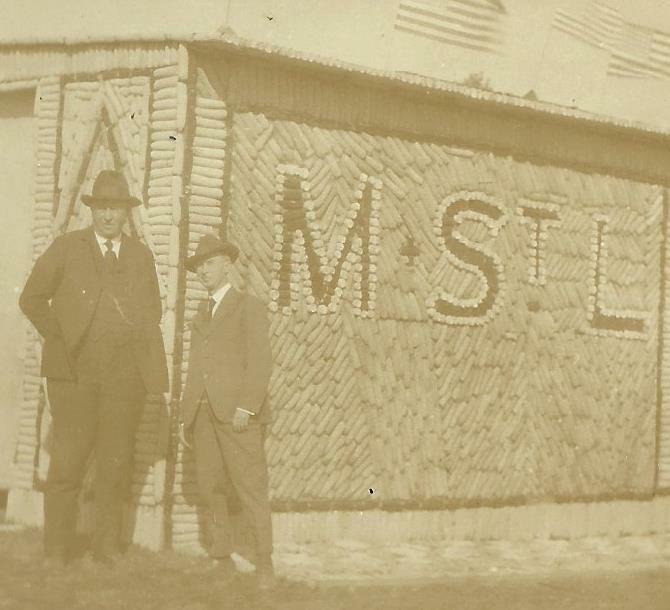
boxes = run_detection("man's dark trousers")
[193,398,273,561]
[43,263,145,560]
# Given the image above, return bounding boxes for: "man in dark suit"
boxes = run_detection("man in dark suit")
[19,170,168,566]
[179,233,275,588]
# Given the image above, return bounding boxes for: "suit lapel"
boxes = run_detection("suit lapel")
[193,288,242,336]
[117,232,133,273]
[77,229,104,300]
[85,226,105,274]
[211,287,241,327]
[192,301,210,336]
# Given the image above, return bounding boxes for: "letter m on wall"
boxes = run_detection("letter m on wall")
[269,165,382,317]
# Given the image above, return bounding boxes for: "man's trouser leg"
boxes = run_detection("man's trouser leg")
[192,404,234,558]
[216,421,273,562]
[93,379,145,556]
[44,380,97,560]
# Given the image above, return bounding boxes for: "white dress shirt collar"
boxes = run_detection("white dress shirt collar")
[209,283,231,316]
[94,231,122,257]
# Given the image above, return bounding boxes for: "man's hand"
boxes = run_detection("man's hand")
[233,408,251,433]
[178,421,192,449]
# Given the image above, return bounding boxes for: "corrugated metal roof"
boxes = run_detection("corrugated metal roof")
[1,30,669,139]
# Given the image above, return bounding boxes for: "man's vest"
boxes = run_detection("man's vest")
[74,262,139,384]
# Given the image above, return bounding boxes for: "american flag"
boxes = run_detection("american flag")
[553,1,623,49]
[552,1,670,80]
[609,26,670,79]
[395,0,507,54]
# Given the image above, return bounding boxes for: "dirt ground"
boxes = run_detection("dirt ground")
[0,529,668,610]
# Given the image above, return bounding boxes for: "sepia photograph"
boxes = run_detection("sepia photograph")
[0,1,669,608]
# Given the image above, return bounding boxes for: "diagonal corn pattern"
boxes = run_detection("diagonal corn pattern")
[218,111,660,508]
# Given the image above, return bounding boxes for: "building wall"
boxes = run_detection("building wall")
[235,112,660,503]
[0,89,34,488]
[169,52,667,548]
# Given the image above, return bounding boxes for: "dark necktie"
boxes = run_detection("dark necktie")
[104,239,117,271]
[208,297,216,320]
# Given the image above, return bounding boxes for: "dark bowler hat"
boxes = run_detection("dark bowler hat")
[81,170,142,208]
[186,233,239,271]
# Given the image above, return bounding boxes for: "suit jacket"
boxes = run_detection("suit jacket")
[180,288,273,427]
[19,227,169,394]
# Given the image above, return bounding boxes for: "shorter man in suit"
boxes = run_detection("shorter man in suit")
[179,234,275,588]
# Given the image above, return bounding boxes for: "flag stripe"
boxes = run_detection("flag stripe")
[398,2,499,32]
[607,67,647,78]
[397,11,499,44]
[650,34,670,63]
[394,23,497,54]
[550,1,670,81]
[448,0,502,21]
[395,0,504,53]
[553,11,604,49]
[553,5,622,47]
[608,49,670,79]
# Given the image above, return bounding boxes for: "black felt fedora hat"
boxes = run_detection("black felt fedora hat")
[186,233,239,271]
[81,170,142,208]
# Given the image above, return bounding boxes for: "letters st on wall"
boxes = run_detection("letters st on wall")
[35,68,662,509]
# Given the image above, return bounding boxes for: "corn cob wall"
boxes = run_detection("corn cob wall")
[11,76,63,500]
[658,199,670,488]
[168,56,667,523]
[169,64,231,552]
[222,111,661,506]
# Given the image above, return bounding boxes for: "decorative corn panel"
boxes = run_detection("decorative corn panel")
[225,112,382,507]
[11,76,62,496]
[171,66,228,552]
[218,107,660,507]
[139,63,182,518]
[53,73,169,514]
[9,71,180,544]
[658,189,670,489]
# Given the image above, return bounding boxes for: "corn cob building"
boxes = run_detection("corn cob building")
[2,34,670,551]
